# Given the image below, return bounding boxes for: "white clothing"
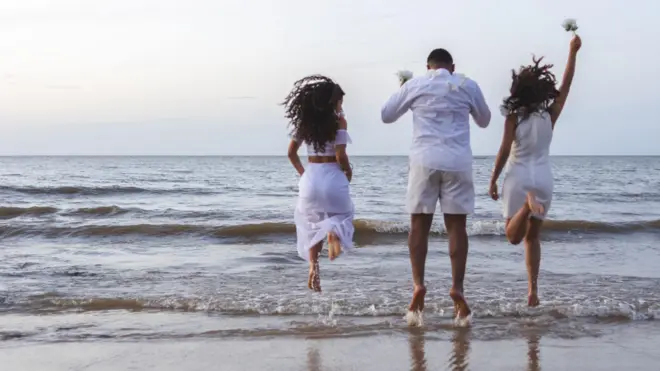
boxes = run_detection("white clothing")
[303,130,350,156]
[293,130,354,261]
[502,111,554,219]
[381,68,491,172]
[407,162,474,214]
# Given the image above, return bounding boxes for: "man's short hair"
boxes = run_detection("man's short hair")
[427,49,453,66]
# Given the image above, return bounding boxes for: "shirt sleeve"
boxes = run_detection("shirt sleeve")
[334,129,352,146]
[466,80,491,128]
[380,81,416,124]
[290,132,303,143]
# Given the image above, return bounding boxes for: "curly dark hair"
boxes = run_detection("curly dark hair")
[502,56,560,118]
[282,75,344,154]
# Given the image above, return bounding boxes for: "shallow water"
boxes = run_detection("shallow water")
[0,156,659,343]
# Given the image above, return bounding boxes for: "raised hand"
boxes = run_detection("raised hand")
[570,35,582,54]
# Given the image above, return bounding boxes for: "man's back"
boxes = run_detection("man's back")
[381,68,490,172]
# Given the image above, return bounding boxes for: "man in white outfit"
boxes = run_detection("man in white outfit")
[381,49,490,321]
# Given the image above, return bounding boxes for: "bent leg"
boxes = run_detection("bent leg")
[524,218,543,306]
[408,213,433,313]
[505,192,543,245]
[444,214,471,318]
[327,232,341,261]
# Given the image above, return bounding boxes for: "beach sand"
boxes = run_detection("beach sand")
[2,323,658,371]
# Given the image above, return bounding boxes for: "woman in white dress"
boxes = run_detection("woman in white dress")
[284,75,354,292]
[488,35,582,306]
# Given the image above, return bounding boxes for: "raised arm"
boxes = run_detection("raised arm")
[467,80,491,128]
[380,82,414,124]
[550,35,582,127]
[488,114,516,200]
[335,116,352,182]
[287,138,304,176]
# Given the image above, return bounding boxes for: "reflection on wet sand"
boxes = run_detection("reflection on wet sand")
[307,346,322,371]
[408,328,542,371]
[304,328,542,370]
[527,332,541,371]
[408,328,472,371]
[408,330,427,371]
[448,329,471,371]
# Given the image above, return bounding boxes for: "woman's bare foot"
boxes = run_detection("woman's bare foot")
[526,192,544,215]
[327,233,342,261]
[308,265,314,290]
[449,288,471,319]
[408,284,427,312]
[308,262,321,292]
[528,292,540,307]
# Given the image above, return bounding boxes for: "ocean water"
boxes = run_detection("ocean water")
[0,156,659,343]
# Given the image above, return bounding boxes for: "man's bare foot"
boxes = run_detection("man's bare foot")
[405,310,424,327]
[526,192,544,215]
[327,233,342,261]
[408,284,427,313]
[308,262,321,292]
[528,292,540,307]
[449,288,471,319]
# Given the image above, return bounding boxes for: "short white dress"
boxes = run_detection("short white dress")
[293,129,355,261]
[502,111,554,219]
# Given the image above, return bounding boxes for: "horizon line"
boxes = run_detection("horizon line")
[1,154,659,158]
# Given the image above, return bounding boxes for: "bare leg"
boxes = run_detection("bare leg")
[408,214,433,314]
[308,242,323,292]
[525,218,543,307]
[506,192,543,245]
[327,232,342,261]
[444,214,471,319]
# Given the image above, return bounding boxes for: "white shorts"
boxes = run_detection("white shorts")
[406,163,475,215]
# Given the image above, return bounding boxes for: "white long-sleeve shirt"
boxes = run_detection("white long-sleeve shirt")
[381,68,491,172]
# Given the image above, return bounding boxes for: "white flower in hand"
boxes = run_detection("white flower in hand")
[396,70,413,85]
[562,18,579,34]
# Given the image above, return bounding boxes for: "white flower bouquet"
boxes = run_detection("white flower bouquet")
[396,70,413,85]
[562,18,579,35]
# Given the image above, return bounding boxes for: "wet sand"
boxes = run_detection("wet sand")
[1,323,658,371]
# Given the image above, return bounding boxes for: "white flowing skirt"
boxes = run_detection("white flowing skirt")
[502,162,553,219]
[294,163,355,261]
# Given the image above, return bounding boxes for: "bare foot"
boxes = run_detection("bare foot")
[408,284,427,313]
[308,265,314,290]
[449,288,471,319]
[308,262,321,292]
[528,292,540,307]
[526,192,544,215]
[405,310,424,327]
[327,233,342,261]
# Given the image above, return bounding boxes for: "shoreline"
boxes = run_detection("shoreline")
[1,322,658,371]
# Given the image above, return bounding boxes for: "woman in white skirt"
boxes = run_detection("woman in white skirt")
[284,75,354,292]
[488,35,582,306]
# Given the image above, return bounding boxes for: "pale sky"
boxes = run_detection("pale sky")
[0,0,658,155]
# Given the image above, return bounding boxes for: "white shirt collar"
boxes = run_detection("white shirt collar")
[427,68,451,77]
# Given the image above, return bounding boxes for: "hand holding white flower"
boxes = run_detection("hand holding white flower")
[562,18,579,35]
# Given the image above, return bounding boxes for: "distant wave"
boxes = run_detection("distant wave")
[67,206,132,216]
[0,206,59,219]
[0,185,215,196]
[0,205,232,220]
[0,205,132,219]
[2,219,659,239]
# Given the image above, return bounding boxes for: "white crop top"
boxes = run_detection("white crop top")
[294,129,352,156]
